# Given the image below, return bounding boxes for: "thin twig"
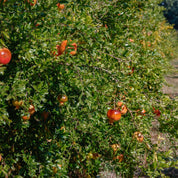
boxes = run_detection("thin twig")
[127,107,138,129]
[81,65,120,83]
[99,51,123,62]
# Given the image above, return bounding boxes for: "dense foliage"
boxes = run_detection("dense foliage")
[162,0,178,29]
[0,0,177,177]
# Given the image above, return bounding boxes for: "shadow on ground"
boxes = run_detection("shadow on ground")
[160,0,178,29]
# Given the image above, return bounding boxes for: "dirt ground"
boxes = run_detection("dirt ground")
[162,58,178,98]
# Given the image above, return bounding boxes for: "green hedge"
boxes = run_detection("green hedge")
[0,0,177,177]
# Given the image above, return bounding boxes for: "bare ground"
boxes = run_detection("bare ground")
[162,58,178,98]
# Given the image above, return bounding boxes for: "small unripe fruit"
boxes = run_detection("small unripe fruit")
[111,144,121,152]
[58,94,68,102]
[117,101,123,107]
[22,116,30,121]
[12,100,23,109]
[121,105,127,115]
[57,3,65,10]
[133,132,144,143]
[29,104,35,115]
[113,154,124,163]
